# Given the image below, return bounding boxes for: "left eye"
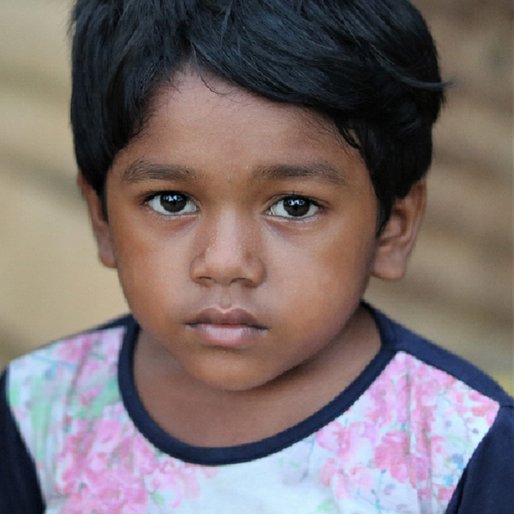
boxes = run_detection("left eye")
[268,196,320,219]
[146,192,198,216]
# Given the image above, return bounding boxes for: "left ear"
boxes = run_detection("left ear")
[371,180,426,281]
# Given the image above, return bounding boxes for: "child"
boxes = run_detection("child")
[1,0,512,512]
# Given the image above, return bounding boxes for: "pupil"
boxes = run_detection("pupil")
[284,197,309,217]
[161,193,186,212]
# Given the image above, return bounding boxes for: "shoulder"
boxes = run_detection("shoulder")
[0,316,135,510]
[6,315,132,406]
[371,305,512,407]
[366,306,514,510]
[370,306,512,441]
[444,404,514,512]
[3,316,133,464]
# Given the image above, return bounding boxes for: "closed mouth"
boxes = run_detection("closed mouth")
[187,307,267,330]
[186,307,267,346]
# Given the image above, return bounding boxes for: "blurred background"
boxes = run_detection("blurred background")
[0,0,512,392]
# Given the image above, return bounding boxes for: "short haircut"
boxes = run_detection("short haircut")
[70,0,446,227]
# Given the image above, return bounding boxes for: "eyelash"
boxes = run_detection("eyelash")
[144,191,322,220]
[145,192,198,216]
[266,195,321,220]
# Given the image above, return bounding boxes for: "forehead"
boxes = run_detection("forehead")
[112,70,366,188]
[139,71,343,148]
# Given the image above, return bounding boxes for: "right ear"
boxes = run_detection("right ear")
[77,175,117,269]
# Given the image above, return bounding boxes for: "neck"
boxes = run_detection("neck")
[133,305,380,447]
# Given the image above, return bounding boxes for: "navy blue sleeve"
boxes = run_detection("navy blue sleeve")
[445,405,514,513]
[0,370,45,514]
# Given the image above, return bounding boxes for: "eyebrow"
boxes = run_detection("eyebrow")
[121,159,346,186]
[254,163,347,186]
[121,159,198,183]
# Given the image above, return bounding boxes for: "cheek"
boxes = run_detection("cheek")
[269,226,377,329]
[111,228,187,309]
[270,248,364,323]
[274,227,375,293]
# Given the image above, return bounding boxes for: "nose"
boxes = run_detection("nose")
[190,212,265,288]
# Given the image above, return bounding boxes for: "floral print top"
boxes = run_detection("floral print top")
[1,308,513,513]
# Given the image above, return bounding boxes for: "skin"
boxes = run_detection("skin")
[81,71,426,446]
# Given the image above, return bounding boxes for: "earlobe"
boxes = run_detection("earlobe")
[371,180,426,281]
[77,175,117,269]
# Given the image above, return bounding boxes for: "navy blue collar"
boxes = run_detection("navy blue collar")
[118,304,396,465]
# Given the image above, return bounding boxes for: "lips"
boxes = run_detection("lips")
[187,308,267,347]
[189,308,265,328]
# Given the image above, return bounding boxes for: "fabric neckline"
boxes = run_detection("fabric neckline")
[118,304,397,465]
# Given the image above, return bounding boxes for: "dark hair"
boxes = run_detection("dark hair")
[70,0,445,227]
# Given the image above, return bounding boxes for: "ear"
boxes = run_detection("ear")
[371,180,426,281]
[77,175,117,269]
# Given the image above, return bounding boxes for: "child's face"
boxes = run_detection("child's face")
[84,71,420,392]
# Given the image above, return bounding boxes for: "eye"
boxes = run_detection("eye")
[146,192,198,216]
[268,196,320,219]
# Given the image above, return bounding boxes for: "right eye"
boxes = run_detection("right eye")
[146,192,198,216]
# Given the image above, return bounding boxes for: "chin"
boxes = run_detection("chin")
[189,362,276,393]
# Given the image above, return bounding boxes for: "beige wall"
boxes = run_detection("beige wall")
[1,0,512,392]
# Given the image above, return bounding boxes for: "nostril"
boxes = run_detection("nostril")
[190,245,265,288]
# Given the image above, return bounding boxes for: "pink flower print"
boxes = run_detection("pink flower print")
[60,477,147,514]
[320,458,352,499]
[56,333,98,363]
[57,409,149,510]
[374,428,437,500]
[317,420,377,459]
[445,387,469,418]
[366,384,393,425]
[149,461,216,508]
[317,420,346,453]
[366,357,412,427]
[319,457,338,487]
[57,403,217,512]
[469,390,499,425]
[317,421,377,499]
[78,385,102,407]
[56,328,119,360]
[319,457,375,500]
[374,430,411,483]
[413,369,456,415]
